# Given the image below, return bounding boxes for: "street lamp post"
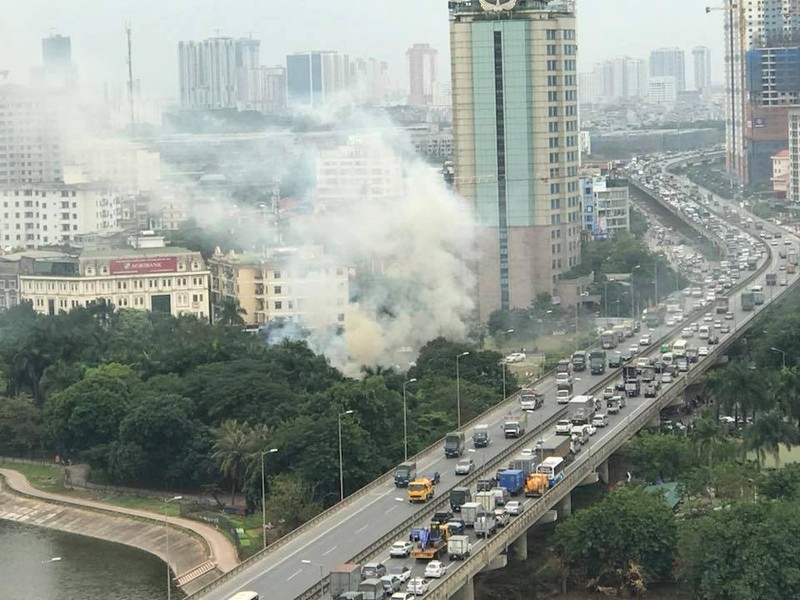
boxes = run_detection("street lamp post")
[301,560,324,599]
[164,495,182,600]
[456,352,470,428]
[402,379,417,461]
[770,347,787,369]
[260,447,278,550]
[631,265,641,318]
[501,329,513,401]
[338,410,354,502]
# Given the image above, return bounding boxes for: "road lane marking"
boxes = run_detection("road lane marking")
[287,569,302,581]
[385,505,396,514]
[323,545,337,556]
[356,524,369,534]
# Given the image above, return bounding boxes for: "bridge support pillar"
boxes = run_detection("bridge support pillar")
[597,459,609,485]
[452,575,475,600]
[557,493,572,518]
[510,532,528,562]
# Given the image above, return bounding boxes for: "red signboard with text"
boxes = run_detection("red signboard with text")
[109,256,178,275]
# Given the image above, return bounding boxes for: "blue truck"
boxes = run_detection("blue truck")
[394,462,417,487]
[498,469,525,496]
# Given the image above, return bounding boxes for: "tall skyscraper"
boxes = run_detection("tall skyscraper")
[178,37,261,110]
[723,0,800,186]
[788,110,800,204]
[649,47,686,92]
[286,51,351,109]
[692,46,712,93]
[588,57,646,103]
[450,0,581,319]
[39,34,76,89]
[407,43,438,106]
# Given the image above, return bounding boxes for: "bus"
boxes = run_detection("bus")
[643,304,667,328]
[536,456,565,487]
[751,285,765,305]
[226,593,259,600]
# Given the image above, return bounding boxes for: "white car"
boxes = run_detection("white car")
[698,346,710,357]
[724,312,734,320]
[681,328,693,339]
[424,561,448,579]
[388,565,412,583]
[639,334,652,346]
[505,352,526,363]
[455,458,474,475]
[505,500,524,515]
[662,372,673,384]
[665,316,676,326]
[392,593,415,600]
[407,578,430,596]
[780,277,788,286]
[555,419,572,435]
[713,320,722,329]
[592,413,609,428]
[390,540,414,558]
[556,389,571,404]
[703,314,714,322]
[629,344,640,356]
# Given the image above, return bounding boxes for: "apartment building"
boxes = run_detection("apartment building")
[209,246,349,328]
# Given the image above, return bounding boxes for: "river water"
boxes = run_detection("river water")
[0,520,176,600]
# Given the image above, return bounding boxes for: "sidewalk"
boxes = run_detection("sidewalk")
[0,468,239,573]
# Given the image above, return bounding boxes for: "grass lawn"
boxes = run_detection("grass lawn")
[100,495,181,517]
[0,461,66,493]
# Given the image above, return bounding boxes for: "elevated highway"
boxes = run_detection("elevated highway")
[195,155,798,600]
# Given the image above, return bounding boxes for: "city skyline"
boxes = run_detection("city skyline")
[2,0,725,101]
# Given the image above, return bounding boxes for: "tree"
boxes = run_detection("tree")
[679,501,800,599]
[744,410,798,469]
[211,420,254,507]
[264,473,322,533]
[217,298,247,327]
[691,416,726,476]
[625,432,692,483]
[554,487,677,589]
[0,394,45,455]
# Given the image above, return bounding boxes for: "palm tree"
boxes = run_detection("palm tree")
[691,417,725,480]
[745,411,799,469]
[216,298,247,327]
[211,420,253,507]
[771,367,800,429]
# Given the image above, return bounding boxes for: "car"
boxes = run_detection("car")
[455,458,474,475]
[615,378,626,391]
[392,593,415,600]
[629,344,640,356]
[592,413,609,428]
[362,562,388,580]
[505,352,526,363]
[677,359,689,372]
[708,334,720,345]
[407,578,430,595]
[424,561,448,578]
[586,423,597,436]
[665,316,676,326]
[690,321,700,332]
[720,324,731,334]
[636,357,650,372]
[494,507,510,527]
[388,565,412,584]
[703,314,714,322]
[447,519,466,535]
[381,575,403,593]
[780,277,788,286]
[556,389,571,404]
[419,470,441,485]
[661,372,673,384]
[603,386,615,400]
[724,311,734,320]
[505,500,524,515]
[555,419,572,435]
[639,334,652,346]
[389,541,413,558]
[555,372,572,386]
[713,320,722,329]
[644,384,658,398]
[621,349,633,361]
[490,486,510,506]
[681,327,694,339]
[698,346,710,357]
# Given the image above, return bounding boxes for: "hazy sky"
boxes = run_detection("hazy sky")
[3,0,725,100]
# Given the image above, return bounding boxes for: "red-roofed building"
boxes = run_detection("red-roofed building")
[771,149,790,200]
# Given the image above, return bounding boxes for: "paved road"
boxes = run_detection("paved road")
[203,154,795,600]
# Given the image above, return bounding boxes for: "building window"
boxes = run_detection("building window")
[546,44,557,56]
[547,60,557,71]
[548,106,559,117]
[275,301,283,310]
[273,271,281,279]
[546,29,557,40]
[274,286,282,295]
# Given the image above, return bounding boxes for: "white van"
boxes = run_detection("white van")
[662,352,674,366]
[672,339,688,357]
[698,325,710,340]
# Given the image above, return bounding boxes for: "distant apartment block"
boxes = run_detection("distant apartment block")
[209,246,349,328]
[178,37,260,110]
[771,148,790,199]
[247,66,287,114]
[584,57,647,104]
[0,184,124,249]
[407,43,437,106]
[581,175,631,240]
[648,76,678,104]
[649,47,686,92]
[693,46,712,93]
[315,136,403,211]
[789,110,800,204]
[286,51,351,109]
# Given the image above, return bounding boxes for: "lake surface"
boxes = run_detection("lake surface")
[0,520,178,600]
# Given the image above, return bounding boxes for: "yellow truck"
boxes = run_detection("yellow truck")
[407,478,435,503]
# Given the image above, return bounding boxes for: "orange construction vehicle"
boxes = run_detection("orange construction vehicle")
[524,472,549,497]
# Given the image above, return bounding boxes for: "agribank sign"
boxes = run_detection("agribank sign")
[109,257,178,275]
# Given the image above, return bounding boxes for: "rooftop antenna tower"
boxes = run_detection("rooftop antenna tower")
[126,22,135,138]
